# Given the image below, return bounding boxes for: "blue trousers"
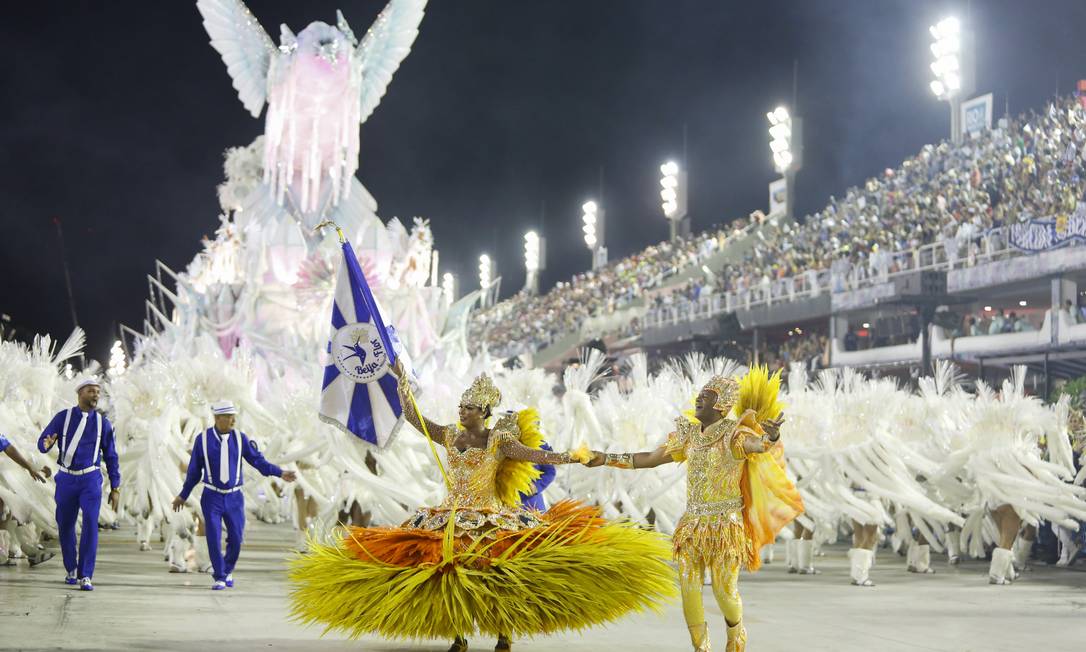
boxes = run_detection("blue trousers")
[54,471,102,579]
[200,490,245,582]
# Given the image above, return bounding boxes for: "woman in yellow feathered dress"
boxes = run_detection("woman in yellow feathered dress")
[289,372,676,651]
[587,368,804,652]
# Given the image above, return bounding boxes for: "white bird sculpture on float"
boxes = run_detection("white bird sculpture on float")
[196,0,428,237]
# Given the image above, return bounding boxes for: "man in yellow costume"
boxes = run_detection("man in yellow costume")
[589,371,803,651]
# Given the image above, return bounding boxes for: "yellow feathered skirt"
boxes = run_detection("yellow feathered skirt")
[288,500,677,640]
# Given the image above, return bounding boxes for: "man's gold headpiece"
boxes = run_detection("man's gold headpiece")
[702,375,740,413]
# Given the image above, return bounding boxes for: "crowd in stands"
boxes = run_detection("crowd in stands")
[474,95,1086,357]
[647,95,1086,322]
[471,217,755,357]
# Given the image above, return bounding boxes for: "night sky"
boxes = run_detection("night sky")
[3,0,1085,362]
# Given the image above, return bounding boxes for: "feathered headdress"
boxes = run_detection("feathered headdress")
[734,365,785,422]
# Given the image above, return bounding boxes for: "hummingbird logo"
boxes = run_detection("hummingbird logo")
[341,334,368,365]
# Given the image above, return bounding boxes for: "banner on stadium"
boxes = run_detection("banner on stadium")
[961,93,993,137]
[768,177,788,217]
[1007,204,1086,253]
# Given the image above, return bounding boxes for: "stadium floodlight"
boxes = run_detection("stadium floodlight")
[478,254,491,293]
[659,162,685,219]
[582,201,598,249]
[660,160,690,241]
[767,106,794,174]
[929,16,973,143]
[523,231,542,295]
[582,200,607,269]
[108,340,126,378]
[929,17,961,101]
[442,272,456,304]
[524,231,540,273]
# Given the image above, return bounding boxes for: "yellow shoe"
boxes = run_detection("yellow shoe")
[448,637,469,652]
[725,620,746,652]
[688,622,711,651]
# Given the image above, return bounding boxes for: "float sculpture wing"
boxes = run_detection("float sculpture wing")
[355,0,427,124]
[197,0,277,118]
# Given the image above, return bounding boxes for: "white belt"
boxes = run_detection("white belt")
[58,465,100,477]
[202,485,241,494]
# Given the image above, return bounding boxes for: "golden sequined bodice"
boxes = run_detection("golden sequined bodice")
[670,418,745,516]
[440,427,503,510]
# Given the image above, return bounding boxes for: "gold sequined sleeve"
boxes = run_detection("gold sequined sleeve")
[492,415,576,464]
[499,439,575,465]
[665,418,693,462]
[397,374,448,444]
[730,418,766,460]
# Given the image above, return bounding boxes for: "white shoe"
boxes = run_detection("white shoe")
[168,562,188,573]
[139,541,151,552]
[212,580,227,590]
[225,573,234,588]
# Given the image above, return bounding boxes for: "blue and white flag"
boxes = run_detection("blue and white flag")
[318,241,404,447]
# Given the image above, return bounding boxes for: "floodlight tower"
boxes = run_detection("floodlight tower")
[767,105,802,221]
[929,16,975,143]
[523,230,545,294]
[581,200,607,269]
[660,161,689,241]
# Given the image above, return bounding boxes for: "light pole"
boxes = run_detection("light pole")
[767,105,802,221]
[442,272,457,306]
[478,254,492,308]
[929,16,973,143]
[660,161,689,241]
[108,340,126,378]
[581,200,607,269]
[523,230,544,294]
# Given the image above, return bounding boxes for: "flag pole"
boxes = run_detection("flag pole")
[316,220,451,490]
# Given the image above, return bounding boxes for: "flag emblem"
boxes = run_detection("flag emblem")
[331,322,389,384]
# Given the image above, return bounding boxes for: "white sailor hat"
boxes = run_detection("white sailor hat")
[210,401,238,416]
[75,378,101,392]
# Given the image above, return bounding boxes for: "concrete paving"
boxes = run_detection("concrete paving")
[2,521,1083,651]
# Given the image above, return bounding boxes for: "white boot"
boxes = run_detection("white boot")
[989,547,1013,585]
[913,544,935,574]
[946,531,961,565]
[1055,526,1080,567]
[798,539,820,574]
[785,539,799,573]
[167,532,190,573]
[0,529,14,565]
[906,541,917,571]
[849,548,875,586]
[137,516,154,551]
[891,512,910,554]
[195,535,213,573]
[761,542,774,565]
[1011,538,1032,575]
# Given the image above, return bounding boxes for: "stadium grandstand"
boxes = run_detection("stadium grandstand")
[471,93,1086,393]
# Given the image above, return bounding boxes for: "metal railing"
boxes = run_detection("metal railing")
[641,225,1064,330]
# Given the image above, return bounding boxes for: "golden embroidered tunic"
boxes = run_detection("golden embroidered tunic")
[667,414,761,569]
[404,424,543,537]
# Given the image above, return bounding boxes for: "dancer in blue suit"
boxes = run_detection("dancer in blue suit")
[172,401,296,590]
[37,378,121,591]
